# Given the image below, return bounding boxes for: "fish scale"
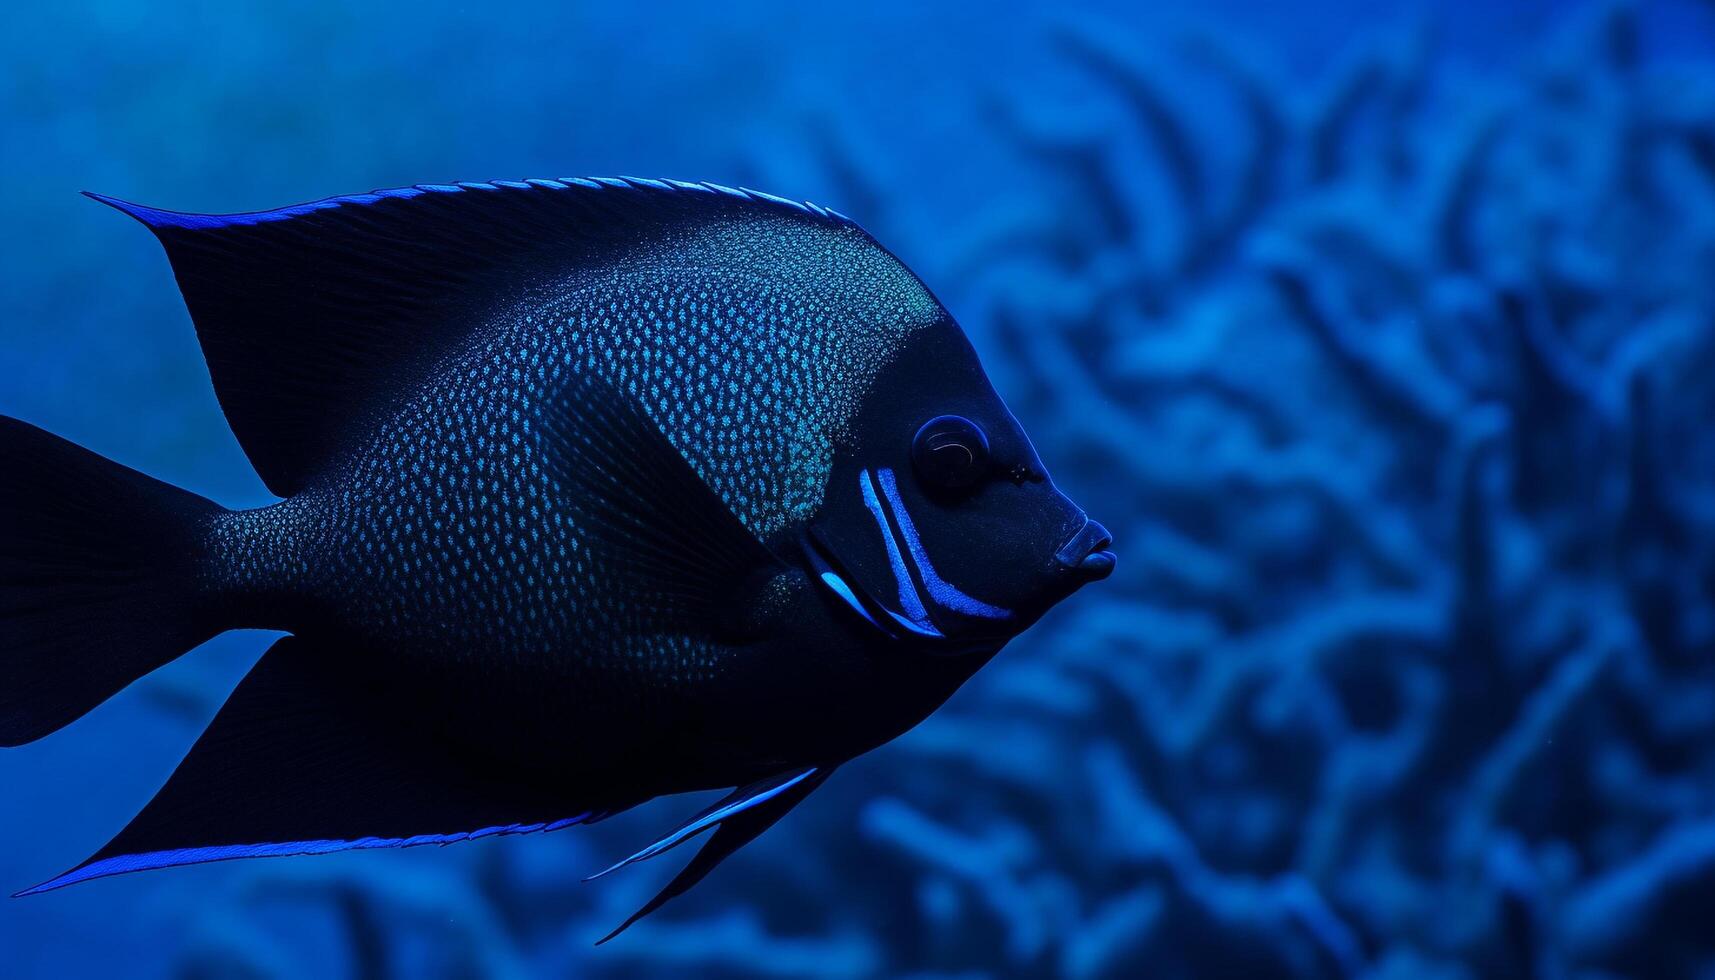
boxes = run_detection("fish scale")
[207,222,939,691]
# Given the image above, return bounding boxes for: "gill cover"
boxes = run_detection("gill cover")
[807,320,1090,645]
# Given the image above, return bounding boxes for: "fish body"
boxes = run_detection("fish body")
[0,178,1112,935]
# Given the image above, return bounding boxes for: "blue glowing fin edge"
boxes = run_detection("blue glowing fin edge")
[13,635,628,899]
[14,811,606,896]
[588,766,833,943]
[585,767,820,882]
[83,177,862,498]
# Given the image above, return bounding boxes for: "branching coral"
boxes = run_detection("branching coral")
[149,3,1715,977]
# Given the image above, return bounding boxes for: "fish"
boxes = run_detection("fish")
[0,176,1114,938]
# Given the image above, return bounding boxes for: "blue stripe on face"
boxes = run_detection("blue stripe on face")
[818,570,888,633]
[859,469,934,628]
[875,468,1012,621]
[885,606,944,638]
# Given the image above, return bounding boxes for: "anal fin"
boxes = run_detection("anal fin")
[18,635,611,895]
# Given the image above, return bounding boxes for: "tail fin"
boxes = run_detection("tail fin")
[0,417,224,746]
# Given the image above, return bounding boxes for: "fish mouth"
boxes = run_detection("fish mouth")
[1054,517,1116,583]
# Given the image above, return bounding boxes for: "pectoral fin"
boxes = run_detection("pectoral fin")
[537,371,786,637]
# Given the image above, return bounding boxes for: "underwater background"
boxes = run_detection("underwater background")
[5,0,1715,976]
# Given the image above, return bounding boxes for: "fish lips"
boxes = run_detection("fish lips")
[1054,516,1117,582]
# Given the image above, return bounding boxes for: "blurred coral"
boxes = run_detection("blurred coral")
[6,2,1714,977]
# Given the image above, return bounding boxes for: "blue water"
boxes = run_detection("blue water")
[5,1,1715,976]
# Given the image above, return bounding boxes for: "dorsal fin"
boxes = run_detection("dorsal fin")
[88,178,859,497]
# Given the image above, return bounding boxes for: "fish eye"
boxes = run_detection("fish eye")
[911,415,991,490]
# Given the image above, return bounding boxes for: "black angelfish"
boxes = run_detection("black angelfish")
[0,177,1114,938]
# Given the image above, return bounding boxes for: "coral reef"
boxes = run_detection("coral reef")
[787,6,1715,976]
[5,2,1713,977]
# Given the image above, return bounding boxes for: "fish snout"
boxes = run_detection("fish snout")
[1054,518,1116,582]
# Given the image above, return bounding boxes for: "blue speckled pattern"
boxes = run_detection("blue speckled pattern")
[9,171,1088,919]
[0,180,1035,933]
[202,182,942,694]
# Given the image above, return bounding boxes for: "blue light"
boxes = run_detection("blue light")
[874,468,1011,620]
[818,571,887,632]
[585,769,819,880]
[858,469,934,627]
[15,812,599,896]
